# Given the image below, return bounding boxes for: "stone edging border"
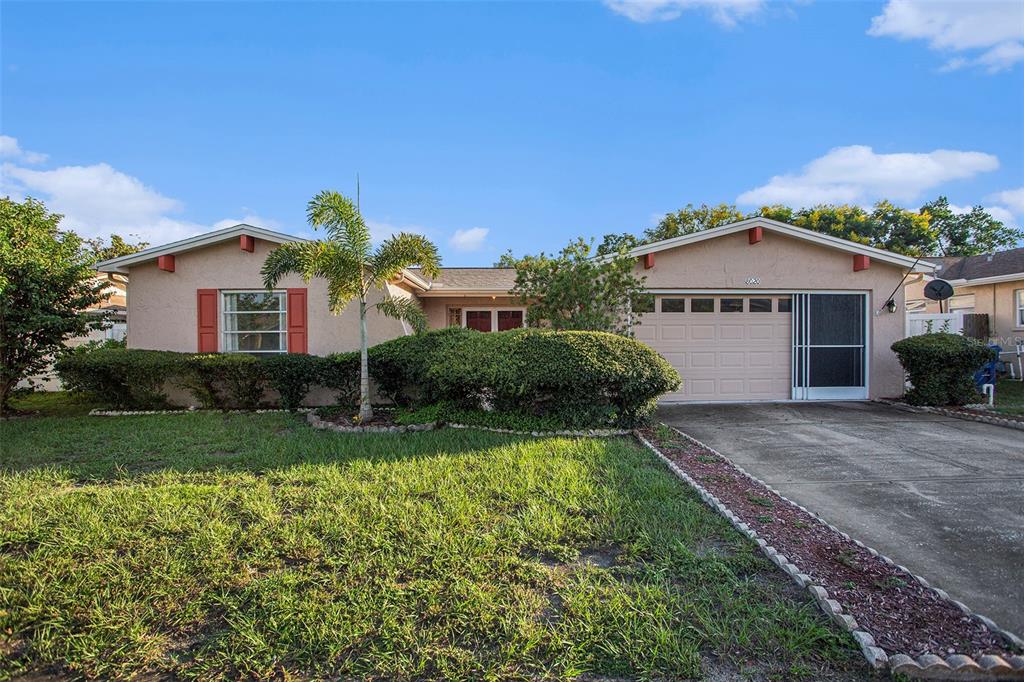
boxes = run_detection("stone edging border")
[446,423,631,438]
[635,427,1024,680]
[305,411,436,434]
[90,408,315,416]
[875,399,1024,432]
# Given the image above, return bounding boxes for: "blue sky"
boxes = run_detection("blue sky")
[2,0,1023,265]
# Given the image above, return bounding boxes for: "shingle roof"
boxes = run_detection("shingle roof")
[925,247,1024,281]
[410,267,517,292]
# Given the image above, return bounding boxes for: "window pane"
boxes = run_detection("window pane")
[497,310,523,331]
[809,294,864,345]
[661,298,686,313]
[749,298,772,313]
[224,292,284,312]
[720,298,744,313]
[466,310,492,332]
[447,307,462,328]
[778,297,792,313]
[809,347,864,387]
[224,332,284,352]
[224,312,285,332]
[691,298,714,313]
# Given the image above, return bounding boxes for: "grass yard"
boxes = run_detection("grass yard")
[1,398,864,680]
[994,377,1024,416]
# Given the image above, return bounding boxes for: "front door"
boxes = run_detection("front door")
[792,293,868,400]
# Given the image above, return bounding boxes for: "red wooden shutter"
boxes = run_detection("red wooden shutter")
[287,288,308,353]
[197,289,218,352]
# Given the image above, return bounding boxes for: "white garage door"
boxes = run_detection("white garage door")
[635,295,792,401]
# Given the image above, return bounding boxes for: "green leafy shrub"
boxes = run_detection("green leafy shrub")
[891,333,995,406]
[367,327,479,404]
[316,352,360,407]
[262,354,320,410]
[180,354,268,410]
[55,348,185,409]
[374,328,680,427]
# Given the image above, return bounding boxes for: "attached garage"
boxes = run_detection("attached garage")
[627,219,933,402]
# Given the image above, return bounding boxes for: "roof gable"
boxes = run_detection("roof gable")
[94,224,305,273]
[627,217,936,273]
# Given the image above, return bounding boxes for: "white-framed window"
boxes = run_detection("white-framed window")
[222,290,287,353]
[1016,289,1024,328]
[462,307,527,333]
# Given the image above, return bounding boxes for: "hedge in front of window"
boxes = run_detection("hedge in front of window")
[891,332,995,406]
[55,348,187,409]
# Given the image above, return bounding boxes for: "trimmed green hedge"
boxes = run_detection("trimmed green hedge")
[54,328,681,426]
[891,333,995,406]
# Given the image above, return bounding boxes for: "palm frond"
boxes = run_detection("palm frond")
[261,240,362,291]
[371,232,441,285]
[306,190,372,261]
[375,296,428,334]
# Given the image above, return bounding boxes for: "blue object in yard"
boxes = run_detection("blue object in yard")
[975,344,1001,390]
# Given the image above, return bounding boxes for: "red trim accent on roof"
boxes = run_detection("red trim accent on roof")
[286,288,308,354]
[642,253,655,269]
[240,235,255,252]
[853,254,870,272]
[197,289,218,352]
[748,226,763,244]
[157,255,175,272]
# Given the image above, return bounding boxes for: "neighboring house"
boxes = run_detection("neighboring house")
[21,272,129,390]
[95,218,934,402]
[905,247,1024,347]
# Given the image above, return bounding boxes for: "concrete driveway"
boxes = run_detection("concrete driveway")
[657,401,1024,636]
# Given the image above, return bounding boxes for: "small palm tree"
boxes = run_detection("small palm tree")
[262,190,440,421]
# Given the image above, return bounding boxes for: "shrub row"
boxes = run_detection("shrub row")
[55,328,681,426]
[891,332,995,406]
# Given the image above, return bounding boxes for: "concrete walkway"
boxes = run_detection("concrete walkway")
[657,401,1024,636]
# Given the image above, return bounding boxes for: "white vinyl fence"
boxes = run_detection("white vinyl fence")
[905,311,964,338]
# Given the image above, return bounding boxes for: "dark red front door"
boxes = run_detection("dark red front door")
[466,310,492,332]
[497,310,523,331]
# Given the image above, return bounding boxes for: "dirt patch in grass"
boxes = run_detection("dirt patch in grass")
[640,426,1020,660]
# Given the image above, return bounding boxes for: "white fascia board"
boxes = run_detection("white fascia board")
[626,217,937,272]
[945,272,1024,287]
[417,288,514,297]
[94,224,307,273]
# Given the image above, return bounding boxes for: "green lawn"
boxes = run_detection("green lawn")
[1,400,863,680]
[994,378,1024,416]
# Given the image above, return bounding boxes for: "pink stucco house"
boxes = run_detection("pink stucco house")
[95,217,935,402]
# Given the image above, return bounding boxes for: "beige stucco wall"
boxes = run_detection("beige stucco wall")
[633,230,911,399]
[906,276,1024,345]
[420,296,524,329]
[127,238,414,355]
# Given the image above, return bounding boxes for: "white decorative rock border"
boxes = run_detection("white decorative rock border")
[876,399,1024,432]
[90,407,315,416]
[636,427,1024,680]
[447,423,631,438]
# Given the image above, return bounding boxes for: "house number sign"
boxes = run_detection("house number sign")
[745,277,761,286]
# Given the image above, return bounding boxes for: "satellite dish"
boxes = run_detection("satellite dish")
[924,279,954,301]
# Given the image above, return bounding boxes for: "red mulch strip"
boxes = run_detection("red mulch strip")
[954,407,1024,424]
[639,427,1019,660]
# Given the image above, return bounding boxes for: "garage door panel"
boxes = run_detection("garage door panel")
[646,296,792,401]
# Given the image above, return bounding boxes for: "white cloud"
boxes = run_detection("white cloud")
[868,1,1024,73]
[736,145,999,206]
[449,227,489,252]
[1,143,284,244]
[604,0,763,27]
[0,135,48,164]
[988,187,1024,215]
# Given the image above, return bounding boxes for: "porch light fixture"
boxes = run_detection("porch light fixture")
[885,299,897,314]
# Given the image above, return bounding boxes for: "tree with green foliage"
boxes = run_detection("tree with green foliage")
[503,238,648,335]
[0,197,108,413]
[595,231,641,256]
[261,190,440,421]
[85,234,150,263]
[920,196,1022,256]
[644,203,746,243]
